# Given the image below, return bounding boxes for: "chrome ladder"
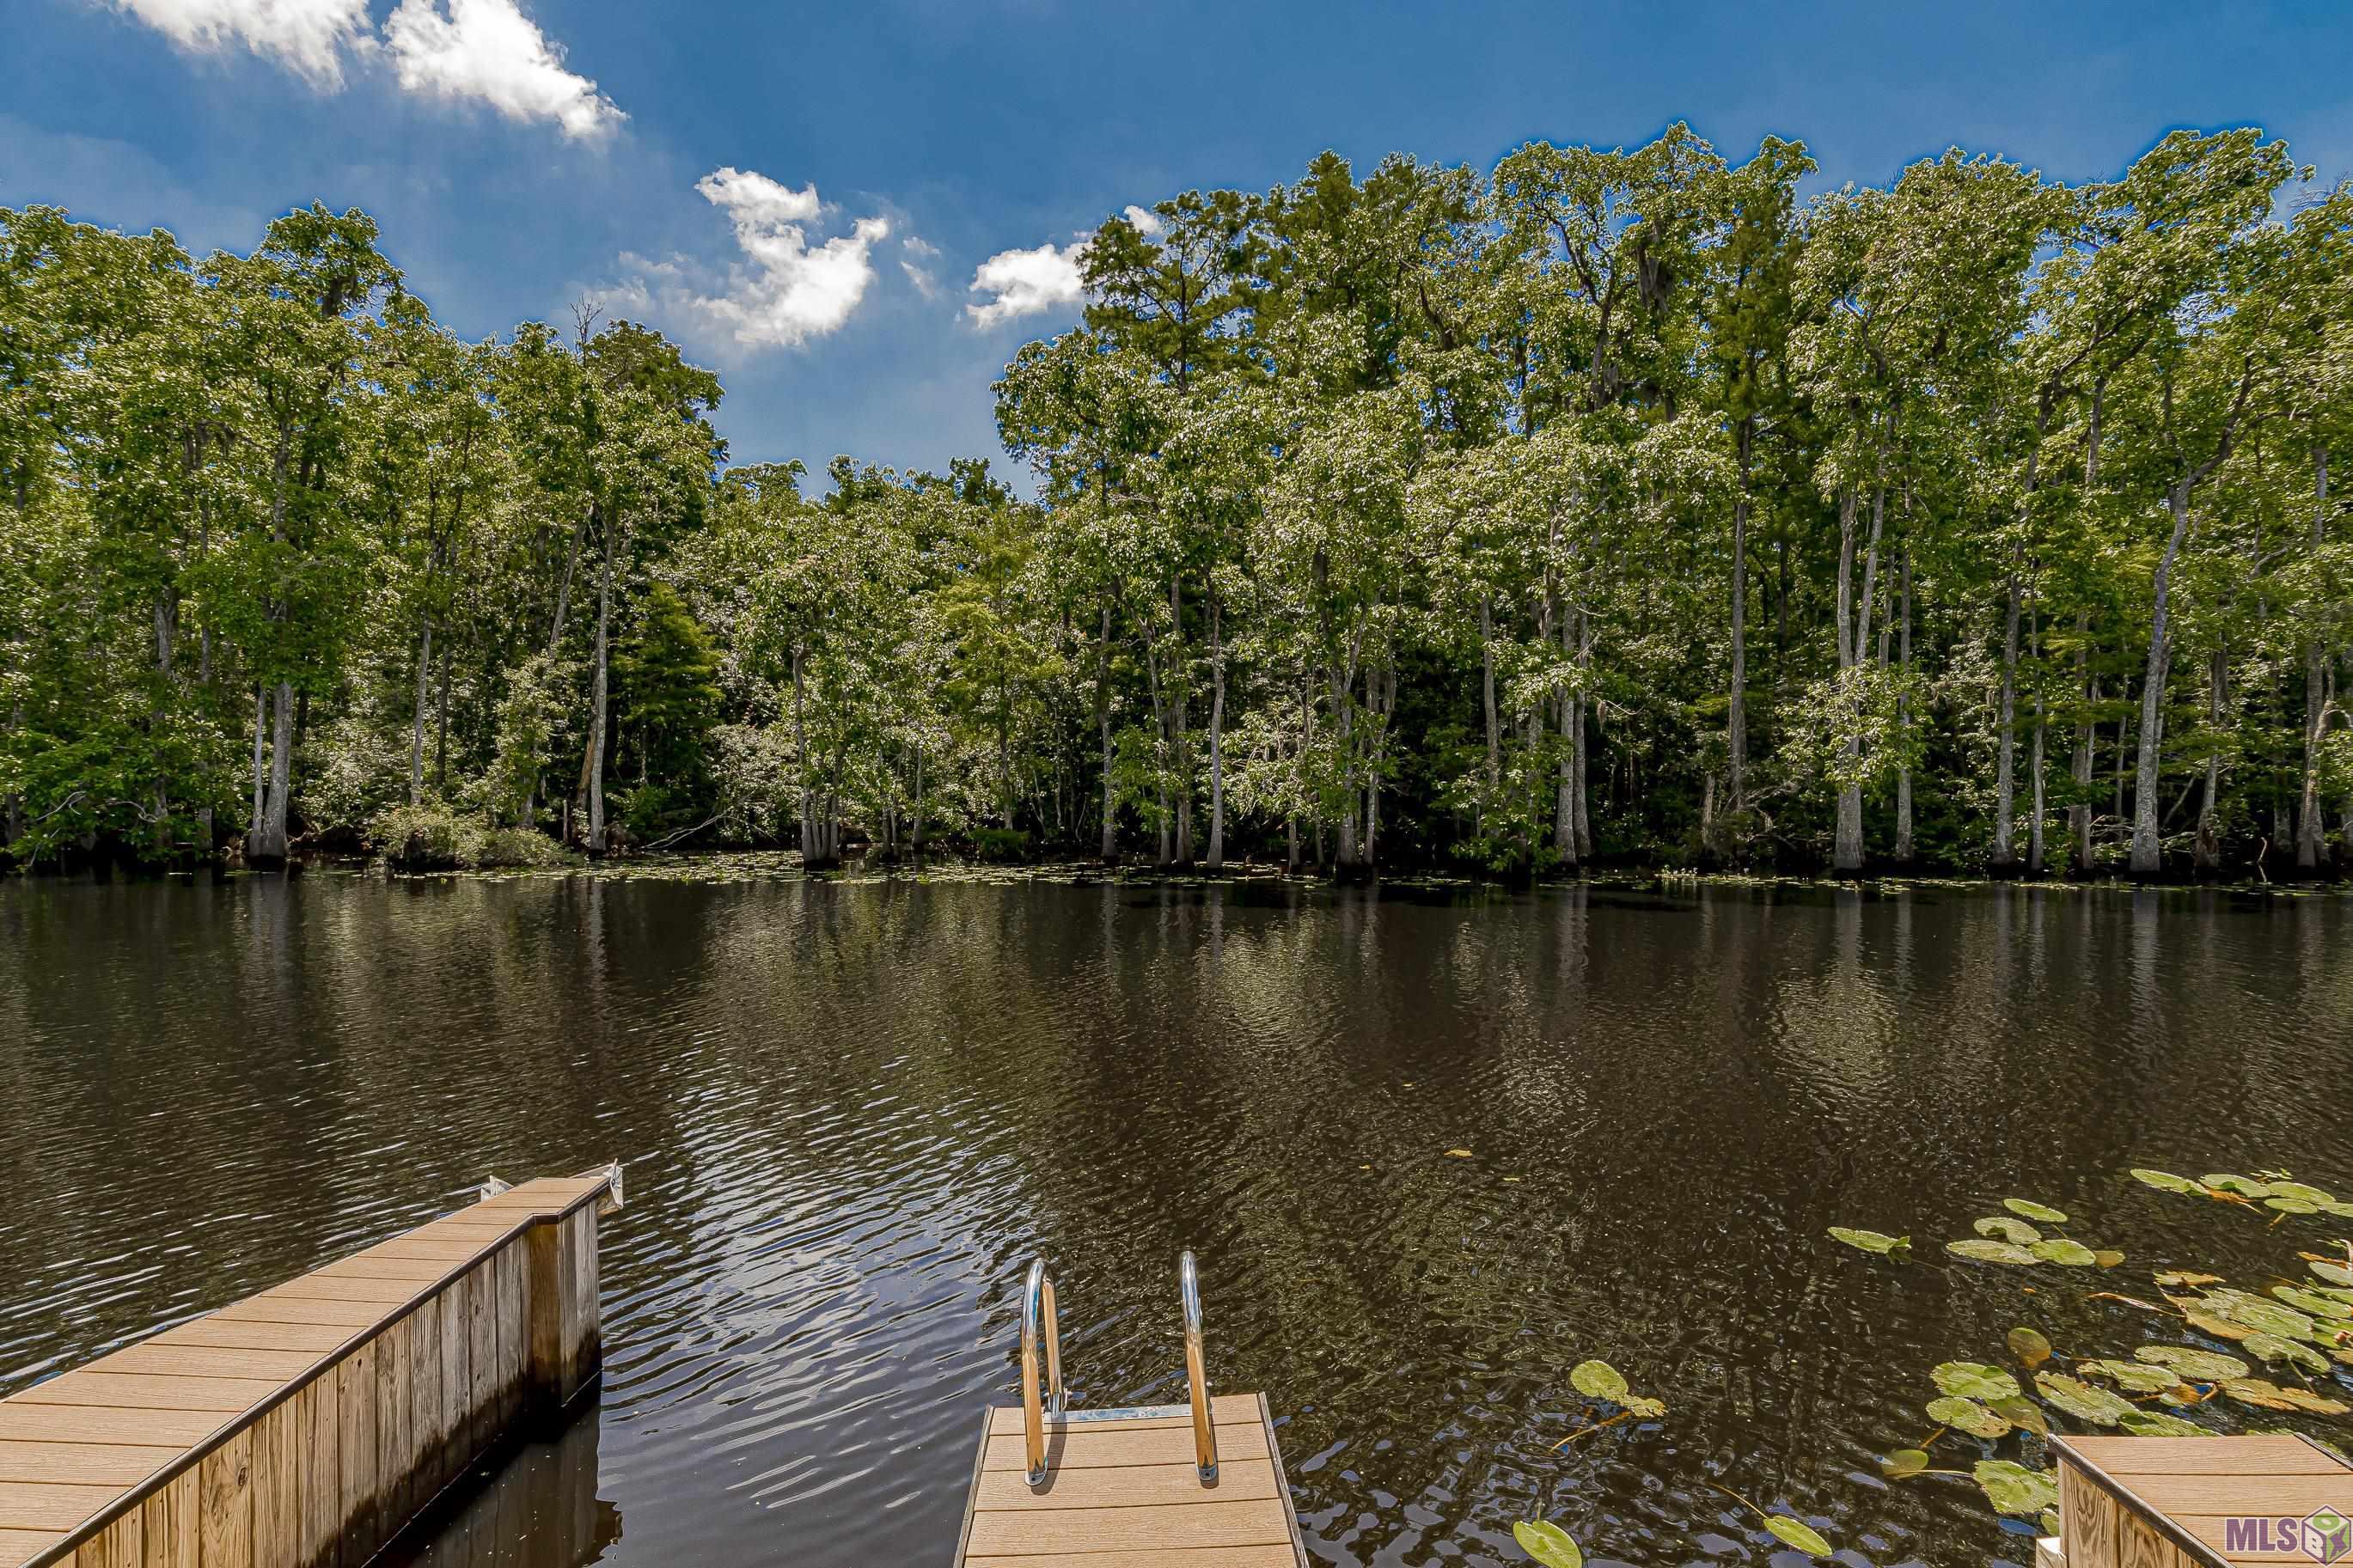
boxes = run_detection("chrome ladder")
[1018,1251,1219,1486]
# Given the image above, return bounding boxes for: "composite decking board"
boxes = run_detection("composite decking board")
[2054,1435,2353,1568]
[1,1171,612,1568]
[958,1400,1305,1568]
[5,1373,278,1415]
[0,1447,181,1489]
[2060,1437,2346,1476]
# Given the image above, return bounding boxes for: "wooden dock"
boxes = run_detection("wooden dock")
[0,1168,619,1568]
[2050,1434,2353,1568]
[952,1255,1308,1568]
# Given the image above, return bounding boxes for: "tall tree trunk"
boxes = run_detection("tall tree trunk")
[2196,645,2226,875]
[409,620,433,806]
[2130,482,2193,876]
[2299,447,2329,871]
[586,526,614,858]
[913,741,926,856]
[2069,618,2094,874]
[248,686,267,851]
[1479,595,1500,821]
[1832,484,1880,874]
[1726,420,1751,846]
[1096,599,1115,863]
[1894,553,1915,863]
[1991,545,2023,870]
[248,682,294,866]
[1170,571,1193,867]
[1207,592,1225,870]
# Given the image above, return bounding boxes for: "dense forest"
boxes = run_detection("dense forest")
[3,125,2350,880]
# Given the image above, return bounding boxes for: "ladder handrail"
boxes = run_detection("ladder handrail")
[1180,1250,1218,1482]
[1019,1260,1064,1485]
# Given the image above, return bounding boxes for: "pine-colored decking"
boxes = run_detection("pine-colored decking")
[953,1393,1308,1568]
[0,1173,612,1568]
[2051,1435,2353,1568]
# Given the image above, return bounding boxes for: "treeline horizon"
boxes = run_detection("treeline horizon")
[3,120,2350,882]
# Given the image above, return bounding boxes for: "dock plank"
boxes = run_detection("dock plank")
[975,1458,1282,1512]
[151,1319,358,1358]
[0,1444,179,1489]
[964,1499,1295,1558]
[10,1373,280,1414]
[981,1423,1270,1473]
[2063,1437,2344,1477]
[0,1408,227,1449]
[0,1481,120,1533]
[96,1347,321,1383]
[986,1397,1261,1436]
[966,1552,1299,1568]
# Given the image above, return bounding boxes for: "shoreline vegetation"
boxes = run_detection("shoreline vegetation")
[4,125,2351,888]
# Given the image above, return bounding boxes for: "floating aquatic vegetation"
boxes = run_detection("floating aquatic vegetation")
[2240,1333,2330,1374]
[2005,1327,2052,1368]
[2117,1410,2206,1437]
[1879,1448,1931,1478]
[1828,1227,1910,1255]
[2136,1168,2353,1218]
[2032,1239,2099,1266]
[2308,1257,2353,1288]
[2081,1358,2184,1393]
[1947,1238,2039,1265]
[1977,1217,2040,1246]
[2154,1269,2225,1287]
[2130,1169,2204,1194]
[2133,1345,2248,1380]
[1550,1359,1666,1448]
[1989,1394,2049,1436]
[1931,1362,2021,1401]
[2033,1373,2136,1425]
[1925,1396,2012,1438]
[1513,1520,1583,1568]
[2219,1377,2350,1415]
[2005,1199,2069,1223]
[1708,1485,1834,1561]
[1972,1460,2058,1518]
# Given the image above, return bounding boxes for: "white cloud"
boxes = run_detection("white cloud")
[382,0,622,139]
[901,235,940,259]
[899,234,941,299]
[624,168,888,350]
[966,204,1161,328]
[104,0,373,88]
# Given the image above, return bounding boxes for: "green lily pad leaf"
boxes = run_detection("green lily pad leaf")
[2031,1239,2099,1266]
[2154,1270,2225,1287]
[1764,1516,1833,1559]
[2204,1174,2273,1197]
[1881,1448,1931,1478]
[2272,1287,2353,1320]
[1829,1227,1910,1255]
[2006,1327,2053,1368]
[2093,1249,2127,1268]
[1947,1238,2039,1266]
[2266,1181,2337,1205]
[2133,1345,2249,1381]
[2005,1199,2069,1223]
[2267,1198,2324,1215]
[2034,1372,2135,1425]
[1570,1360,1629,1402]
[2200,1291,2319,1340]
[2086,1359,2184,1393]
[1513,1520,1584,1568]
[1975,1460,2060,1517]
[1989,1394,2049,1436]
[2042,1508,2063,1537]
[1977,1217,2042,1246]
[1933,1362,2022,1400]
[2130,1168,2202,1194]
[2309,1260,2353,1289]
[1927,1395,2013,1438]
[1623,1394,1666,1419]
[2118,1410,2206,1437]
[2240,1333,2331,1374]
[2220,1377,2350,1414]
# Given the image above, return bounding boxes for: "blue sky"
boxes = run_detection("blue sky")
[5,1,2350,488]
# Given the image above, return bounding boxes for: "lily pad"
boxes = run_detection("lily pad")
[1513,1520,1584,1568]
[1947,1239,2039,1266]
[2267,1181,2337,1205]
[1764,1516,1833,1559]
[2085,1359,2184,1393]
[2267,1198,2325,1215]
[2240,1333,2331,1374]
[1623,1395,1667,1419]
[2006,1327,2053,1368]
[2271,1287,2353,1321]
[1570,1360,1629,1402]
[2032,1239,2099,1267]
[2192,1290,2319,1340]
[2034,1372,2135,1425]
[1881,1448,1931,1478]
[2118,1410,2206,1437]
[2204,1174,2273,1197]
[2130,1169,2202,1194]
[2133,1345,2249,1381]
[2220,1377,2348,1414]
[1933,1362,2021,1401]
[1989,1394,2050,1436]
[1829,1227,1910,1256]
[2093,1249,2127,1268]
[2005,1199,2070,1223]
[2154,1271,2224,1287]
[1977,1217,2042,1246]
[2310,1260,2353,1289]
[1927,1395,2013,1438]
[1974,1460,2059,1517]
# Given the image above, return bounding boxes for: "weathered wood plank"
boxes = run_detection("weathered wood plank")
[69,1504,140,1568]
[981,1422,1272,1473]
[194,1429,250,1568]
[293,1375,338,1568]
[974,1457,1281,1512]
[246,1400,298,1568]
[465,1260,494,1462]
[376,1311,414,1528]
[986,1397,1264,1437]
[963,1499,1296,1558]
[336,1341,379,1565]
[136,1469,197,1568]
[407,1294,443,1510]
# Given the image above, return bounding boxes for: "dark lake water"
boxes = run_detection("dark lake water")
[3,871,2350,1568]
